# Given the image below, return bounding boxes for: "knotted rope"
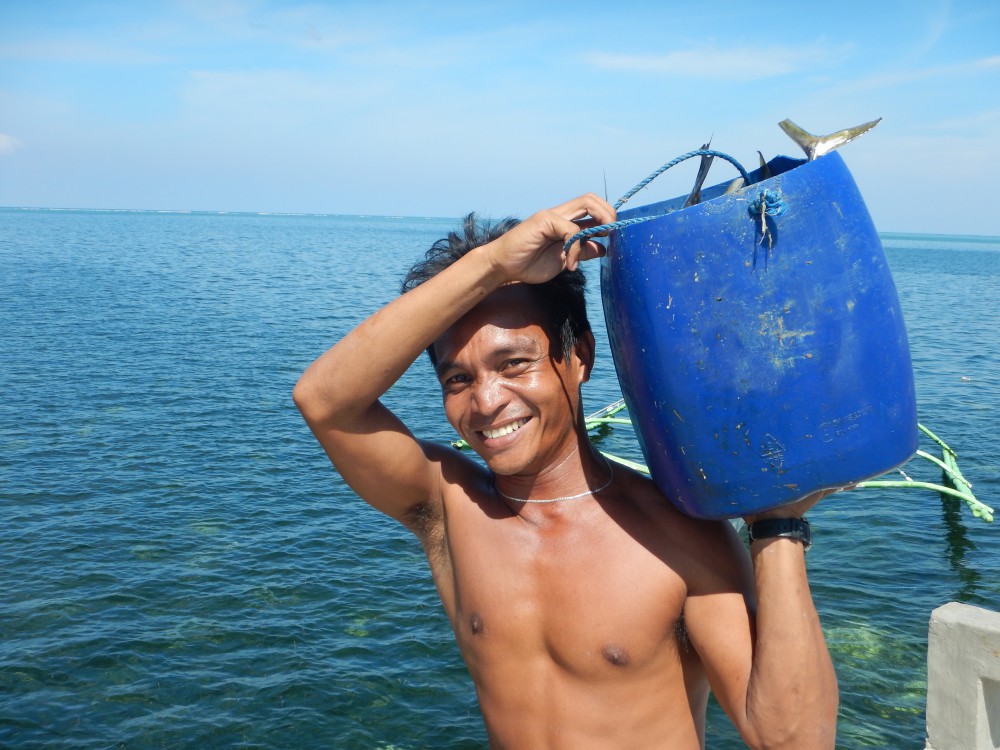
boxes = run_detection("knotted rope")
[748,189,786,218]
[749,188,787,249]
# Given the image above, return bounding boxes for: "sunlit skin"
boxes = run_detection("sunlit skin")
[433,284,594,492]
[294,194,839,749]
[424,283,749,747]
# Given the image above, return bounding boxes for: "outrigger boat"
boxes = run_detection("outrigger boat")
[580,399,992,524]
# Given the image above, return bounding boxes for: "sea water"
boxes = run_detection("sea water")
[1,208,998,748]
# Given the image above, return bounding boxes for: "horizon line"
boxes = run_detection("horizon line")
[3,205,998,241]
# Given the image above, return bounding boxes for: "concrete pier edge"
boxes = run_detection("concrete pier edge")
[924,602,1000,750]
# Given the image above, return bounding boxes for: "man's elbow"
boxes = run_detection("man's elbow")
[292,371,324,423]
[292,369,358,431]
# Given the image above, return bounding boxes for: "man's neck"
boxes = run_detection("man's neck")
[493,437,610,505]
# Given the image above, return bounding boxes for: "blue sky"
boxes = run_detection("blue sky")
[1,0,998,234]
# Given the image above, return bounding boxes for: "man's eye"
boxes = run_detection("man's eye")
[444,373,470,386]
[503,359,530,371]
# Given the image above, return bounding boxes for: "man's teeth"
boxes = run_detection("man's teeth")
[482,418,528,440]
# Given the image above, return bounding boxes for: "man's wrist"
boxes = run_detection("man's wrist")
[473,238,517,289]
[747,517,812,551]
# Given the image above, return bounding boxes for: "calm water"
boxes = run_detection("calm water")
[1,208,998,749]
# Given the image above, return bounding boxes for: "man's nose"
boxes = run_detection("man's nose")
[470,374,507,414]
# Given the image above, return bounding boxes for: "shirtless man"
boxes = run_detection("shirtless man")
[293,194,839,748]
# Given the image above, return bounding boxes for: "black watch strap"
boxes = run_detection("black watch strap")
[748,517,812,551]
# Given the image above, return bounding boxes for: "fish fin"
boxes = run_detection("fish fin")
[778,119,821,159]
[757,150,772,180]
[813,117,882,158]
[779,117,882,160]
[724,176,745,195]
[683,139,714,208]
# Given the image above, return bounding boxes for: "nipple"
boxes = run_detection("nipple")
[602,643,630,667]
[470,613,484,636]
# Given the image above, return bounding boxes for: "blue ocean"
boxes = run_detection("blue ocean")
[1,207,998,748]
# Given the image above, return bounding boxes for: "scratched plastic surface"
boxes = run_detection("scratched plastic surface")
[600,152,918,518]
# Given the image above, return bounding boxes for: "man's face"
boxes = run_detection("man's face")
[432,284,592,478]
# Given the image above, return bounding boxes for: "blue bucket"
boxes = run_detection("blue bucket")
[600,152,918,519]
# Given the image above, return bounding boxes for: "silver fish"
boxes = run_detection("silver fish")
[683,139,714,208]
[724,177,745,195]
[778,117,882,161]
[757,151,772,180]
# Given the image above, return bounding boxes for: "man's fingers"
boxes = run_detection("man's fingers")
[505,194,615,275]
[743,486,845,525]
[556,193,616,270]
[571,217,613,235]
[562,237,606,271]
[563,238,581,271]
[580,239,607,261]
[553,193,617,226]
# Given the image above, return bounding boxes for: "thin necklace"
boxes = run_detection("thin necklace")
[494,455,614,504]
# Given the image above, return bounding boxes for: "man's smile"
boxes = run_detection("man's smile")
[479,417,530,441]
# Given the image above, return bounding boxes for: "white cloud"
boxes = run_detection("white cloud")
[586,43,852,82]
[908,1,951,60]
[0,133,23,154]
[815,54,1000,98]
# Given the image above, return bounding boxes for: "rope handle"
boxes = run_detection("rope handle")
[565,149,753,250]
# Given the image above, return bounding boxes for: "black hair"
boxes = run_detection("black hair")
[401,213,591,366]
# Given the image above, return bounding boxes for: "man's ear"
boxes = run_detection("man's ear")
[573,331,596,384]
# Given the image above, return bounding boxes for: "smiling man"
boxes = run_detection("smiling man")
[293,194,838,749]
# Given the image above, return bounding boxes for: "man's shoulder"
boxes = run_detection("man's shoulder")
[610,463,747,573]
[412,439,498,513]
[613,463,728,529]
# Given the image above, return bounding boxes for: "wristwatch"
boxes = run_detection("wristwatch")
[747,517,812,551]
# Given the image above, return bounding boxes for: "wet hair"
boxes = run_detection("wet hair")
[401,213,591,367]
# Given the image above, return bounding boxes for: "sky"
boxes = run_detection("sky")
[1,0,998,235]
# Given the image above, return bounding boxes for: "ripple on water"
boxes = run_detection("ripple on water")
[2,211,998,748]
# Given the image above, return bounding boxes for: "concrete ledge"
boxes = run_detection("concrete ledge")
[926,602,1000,750]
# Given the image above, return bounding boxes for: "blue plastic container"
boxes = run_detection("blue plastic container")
[600,152,918,519]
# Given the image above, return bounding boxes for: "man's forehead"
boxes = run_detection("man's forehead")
[460,286,547,331]
[436,317,551,357]
[480,283,546,317]
[433,286,553,361]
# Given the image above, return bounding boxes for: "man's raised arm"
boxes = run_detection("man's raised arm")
[684,495,839,749]
[292,194,615,522]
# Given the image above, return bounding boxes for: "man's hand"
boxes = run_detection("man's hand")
[742,485,848,526]
[483,193,616,285]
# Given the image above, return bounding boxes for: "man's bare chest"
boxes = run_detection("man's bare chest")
[437,504,689,676]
